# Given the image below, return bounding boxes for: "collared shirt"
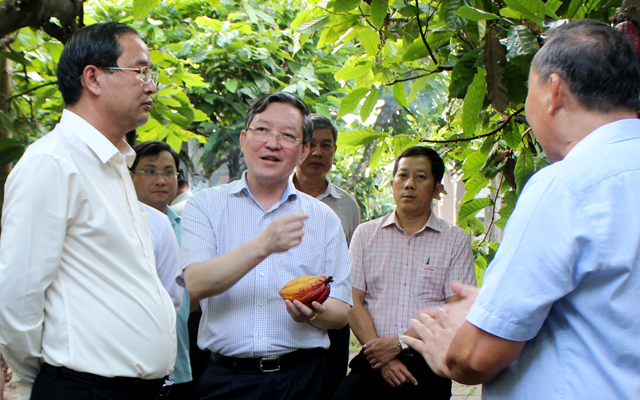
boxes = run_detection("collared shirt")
[165,207,192,384]
[467,119,640,400]
[0,110,176,398]
[351,211,475,338]
[180,172,352,358]
[315,176,361,245]
[140,202,182,311]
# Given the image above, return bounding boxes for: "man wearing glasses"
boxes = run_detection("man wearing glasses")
[130,140,194,400]
[180,92,352,400]
[0,23,176,400]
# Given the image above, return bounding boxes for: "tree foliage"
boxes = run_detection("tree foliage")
[0,0,632,280]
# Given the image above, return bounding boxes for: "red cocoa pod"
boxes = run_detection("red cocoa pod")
[615,21,640,64]
[279,275,334,307]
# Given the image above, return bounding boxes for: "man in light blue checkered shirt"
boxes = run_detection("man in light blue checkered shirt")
[179,92,352,400]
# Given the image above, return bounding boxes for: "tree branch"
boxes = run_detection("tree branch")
[0,80,57,105]
[415,0,438,65]
[420,107,524,144]
[0,0,83,44]
[475,173,504,248]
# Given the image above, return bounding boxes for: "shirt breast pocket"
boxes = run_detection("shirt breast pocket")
[412,262,447,304]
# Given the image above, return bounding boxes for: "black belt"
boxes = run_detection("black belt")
[211,348,325,373]
[41,363,171,398]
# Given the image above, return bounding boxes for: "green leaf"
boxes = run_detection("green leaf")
[504,0,546,25]
[483,29,509,113]
[370,0,389,30]
[449,48,481,98]
[337,88,370,118]
[296,16,330,34]
[506,25,540,60]
[461,174,490,203]
[133,0,160,19]
[337,129,386,149]
[335,62,376,81]
[195,16,224,31]
[502,121,521,149]
[393,82,408,109]
[0,51,31,66]
[224,79,239,93]
[462,68,486,137]
[360,89,380,122]
[332,0,361,12]
[474,255,487,286]
[462,150,487,179]
[441,0,468,30]
[359,29,381,56]
[369,140,387,170]
[455,6,501,21]
[407,75,430,104]
[180,72,206,87]
[158,97,182,108]
[0,138,26,165]
[0,111,16,132]
[514,147,534,195]
[458,197,493,222]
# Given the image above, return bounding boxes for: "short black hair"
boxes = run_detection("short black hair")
[244,92,313,144]
[131,141,180,172]
[393,146,445,184]
[177,168,188,188]
[57,22,139,106]
[532,19,640,113]
[311,114,338,143]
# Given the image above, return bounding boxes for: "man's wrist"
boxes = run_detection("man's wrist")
[397,333,410,353]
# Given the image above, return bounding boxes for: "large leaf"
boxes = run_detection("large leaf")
[332,0,361,12]
[483,29,509,113]
[458,197,493,222]
[337,88,370,118]
[502,121,521,149]
[506,25,540,60]
[133,0,160,19]
[455,6,501,21]
[296,16,330,34]
[462,150,487,179]
[449,48,482,98]
[360,89,380,122]
[504,0,546,26]
[514,147,534,195]
[461,174,490,203]
[370,0,389,30]
[337,129,386,150]
[335,62,376,81]
[393,82,408,109]
[441,0,468,30]
[0,137,26,165]
[359,29,381,56]
[462,68,486,137]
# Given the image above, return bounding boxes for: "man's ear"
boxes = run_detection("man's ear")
[547,73,567,115]
[81,65,102,96]
[300,142,310,161]
[432,183,445,200]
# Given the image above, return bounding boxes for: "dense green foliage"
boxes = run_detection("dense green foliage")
[0,0,627,282]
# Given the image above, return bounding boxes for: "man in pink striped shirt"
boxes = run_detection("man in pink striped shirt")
[334,146,476,400]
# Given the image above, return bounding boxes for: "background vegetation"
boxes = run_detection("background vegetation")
[0,0,635,282]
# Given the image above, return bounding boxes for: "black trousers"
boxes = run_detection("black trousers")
[163,381,193,400]
[332,349,452,400]
[196,350,330,400]
[325,326,350,398]
[31,363,166,400]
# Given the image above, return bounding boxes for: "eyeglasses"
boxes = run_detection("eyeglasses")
[246,127,303,147]
[131,170,178,179]
[100,66,158,85]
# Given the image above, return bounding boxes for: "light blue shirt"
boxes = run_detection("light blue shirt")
[467,119,640,399]
[166,207,192,384]
[180,172,352,358]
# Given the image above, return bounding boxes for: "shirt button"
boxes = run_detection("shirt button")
[259,302,263,306]
[258,333,263,338]
[260,273,265,277]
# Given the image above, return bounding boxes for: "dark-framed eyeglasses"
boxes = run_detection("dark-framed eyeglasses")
[246,127,303,147]
[100,66,158,85]
[131,170,178,179]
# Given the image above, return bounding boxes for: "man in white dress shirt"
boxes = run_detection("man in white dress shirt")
[0,22,176,400]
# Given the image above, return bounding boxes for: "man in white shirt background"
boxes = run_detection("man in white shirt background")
[0,22,176,400]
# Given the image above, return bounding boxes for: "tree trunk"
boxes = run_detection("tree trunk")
[0,47,12,225]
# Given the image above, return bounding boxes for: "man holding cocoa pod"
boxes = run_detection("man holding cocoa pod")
[179,92,352,400]
[404,20,640,400]
[333,146,476,400]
